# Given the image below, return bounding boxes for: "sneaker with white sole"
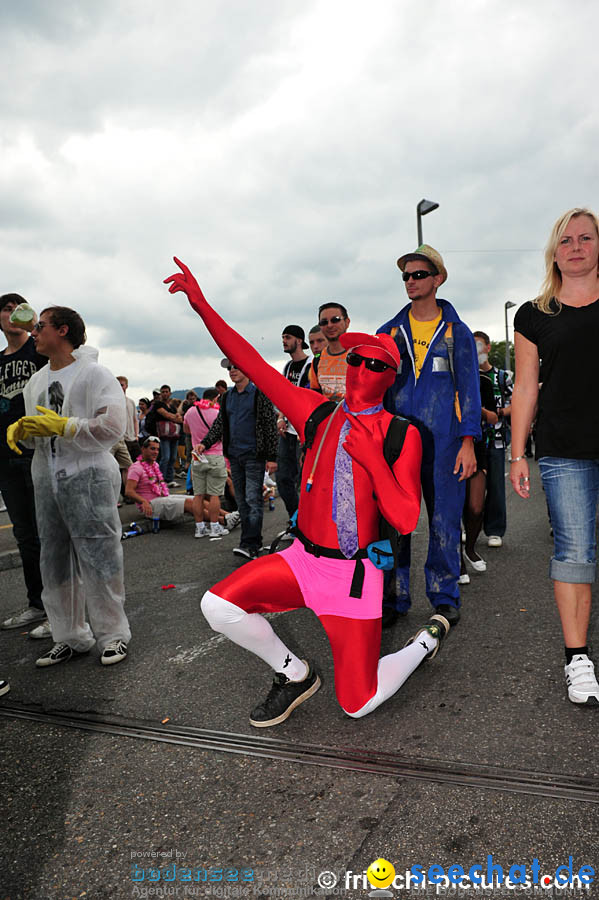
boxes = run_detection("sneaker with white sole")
[564,655,599,705]
[487,535,503,548]
[249,661,321,727]
[29,620,52,639]
[458,572,470,585]
[224,511,241,530]
[0,679,10,696]
[2,607,47,630]
[195,522,208,538]
[101,640,128,666]
[210,523,229,537]
[36,642,87,667]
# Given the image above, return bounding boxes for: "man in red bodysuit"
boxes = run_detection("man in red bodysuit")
[165,259,451,727]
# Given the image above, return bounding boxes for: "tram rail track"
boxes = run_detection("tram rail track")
[1,702,597,804]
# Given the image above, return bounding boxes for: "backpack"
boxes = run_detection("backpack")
[302,401,410,569]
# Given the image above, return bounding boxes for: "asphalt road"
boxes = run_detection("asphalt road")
[1,463,598,900]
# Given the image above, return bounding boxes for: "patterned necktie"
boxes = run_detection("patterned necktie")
[332,402,382,558]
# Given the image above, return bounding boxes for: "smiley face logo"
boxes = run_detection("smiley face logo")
[366,858,396,890]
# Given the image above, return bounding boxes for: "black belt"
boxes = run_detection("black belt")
[292,525,367,599]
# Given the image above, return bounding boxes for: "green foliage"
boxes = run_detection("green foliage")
[489,340,515,372]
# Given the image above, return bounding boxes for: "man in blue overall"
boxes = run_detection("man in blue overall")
[378,245,481,627]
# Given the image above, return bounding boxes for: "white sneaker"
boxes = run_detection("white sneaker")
[195,522,208,539]
[0,494,6,513]
[565,655,599,704]
[210,523,229,537]
[458,573,470,585]
[487,535,503,548]
[224,511,241,530]
[2,607,47,630]
[463,550,487,573]
[29,620,52,639]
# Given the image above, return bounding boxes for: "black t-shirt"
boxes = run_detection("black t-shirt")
[0,337,47,459]
[283,357,311,388]
[514,298,599,459]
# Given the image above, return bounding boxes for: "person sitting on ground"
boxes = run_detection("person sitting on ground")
[125,436,204,530]
[164,258,451,729]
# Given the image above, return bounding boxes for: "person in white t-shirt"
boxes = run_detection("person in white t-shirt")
[7,306,131,668]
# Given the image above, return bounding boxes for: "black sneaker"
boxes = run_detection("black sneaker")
[233,546,261,560]
[232,546,251,559]
[436,603,460,626]
[0,679,10,697]
[100,640,128,666]
[249,661,321,727]
[36,642,87,668]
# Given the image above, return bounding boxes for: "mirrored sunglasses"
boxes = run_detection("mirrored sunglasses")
[318,315,344,326]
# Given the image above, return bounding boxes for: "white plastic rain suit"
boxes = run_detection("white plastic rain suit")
[23,346,131,652]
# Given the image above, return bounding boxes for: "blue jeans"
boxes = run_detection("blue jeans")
[229,454,265,551]
[484,443,507,537]
[0,456,44,609]
[275,433,302,518]
[539,456,599,583]
[159,438,178,482]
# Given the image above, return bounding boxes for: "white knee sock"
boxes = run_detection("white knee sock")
[345,632,437,719]
[200,591,307,680]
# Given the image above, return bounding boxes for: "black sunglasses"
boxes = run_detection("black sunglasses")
[318,315,344,326]
[402,269,435,282]
[346,352,396,373]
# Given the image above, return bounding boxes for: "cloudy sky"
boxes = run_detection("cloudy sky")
[1,0,597,400]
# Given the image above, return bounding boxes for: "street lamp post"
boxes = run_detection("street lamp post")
[416,199,439,245]
[504,301,517,372]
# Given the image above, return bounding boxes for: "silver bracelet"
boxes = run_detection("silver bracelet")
[508,455,524,463]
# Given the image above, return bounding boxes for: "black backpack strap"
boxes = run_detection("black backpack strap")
[382,415,409,467]
[302,400,337,450]
[195,405,210,430]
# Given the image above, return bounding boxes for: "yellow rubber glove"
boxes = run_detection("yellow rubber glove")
[6,419,26,455]
[19,406,69,439]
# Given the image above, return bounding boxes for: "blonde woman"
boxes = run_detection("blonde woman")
[511,207,599,705]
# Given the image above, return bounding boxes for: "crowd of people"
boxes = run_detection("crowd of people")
[0,205,598,719]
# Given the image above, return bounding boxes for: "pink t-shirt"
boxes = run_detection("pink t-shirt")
[184,401,223,456]
[127,460,166,507]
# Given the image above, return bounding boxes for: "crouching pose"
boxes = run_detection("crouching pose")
[165,259,450,726]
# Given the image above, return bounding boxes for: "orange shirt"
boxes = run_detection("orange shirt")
[309,347,348,399]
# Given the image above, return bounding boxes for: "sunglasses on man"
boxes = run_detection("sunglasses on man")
[318,315,344,326]
[346,352,396,373]
[402,270,435,282]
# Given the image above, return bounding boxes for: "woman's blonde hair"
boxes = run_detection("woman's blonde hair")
[534,207,599,314]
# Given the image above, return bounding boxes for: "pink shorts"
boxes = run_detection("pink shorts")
[277,539,383,620]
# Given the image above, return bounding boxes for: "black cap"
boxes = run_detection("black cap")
[282,325,308,349]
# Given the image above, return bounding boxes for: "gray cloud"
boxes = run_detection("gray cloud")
[0,0,597,396]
